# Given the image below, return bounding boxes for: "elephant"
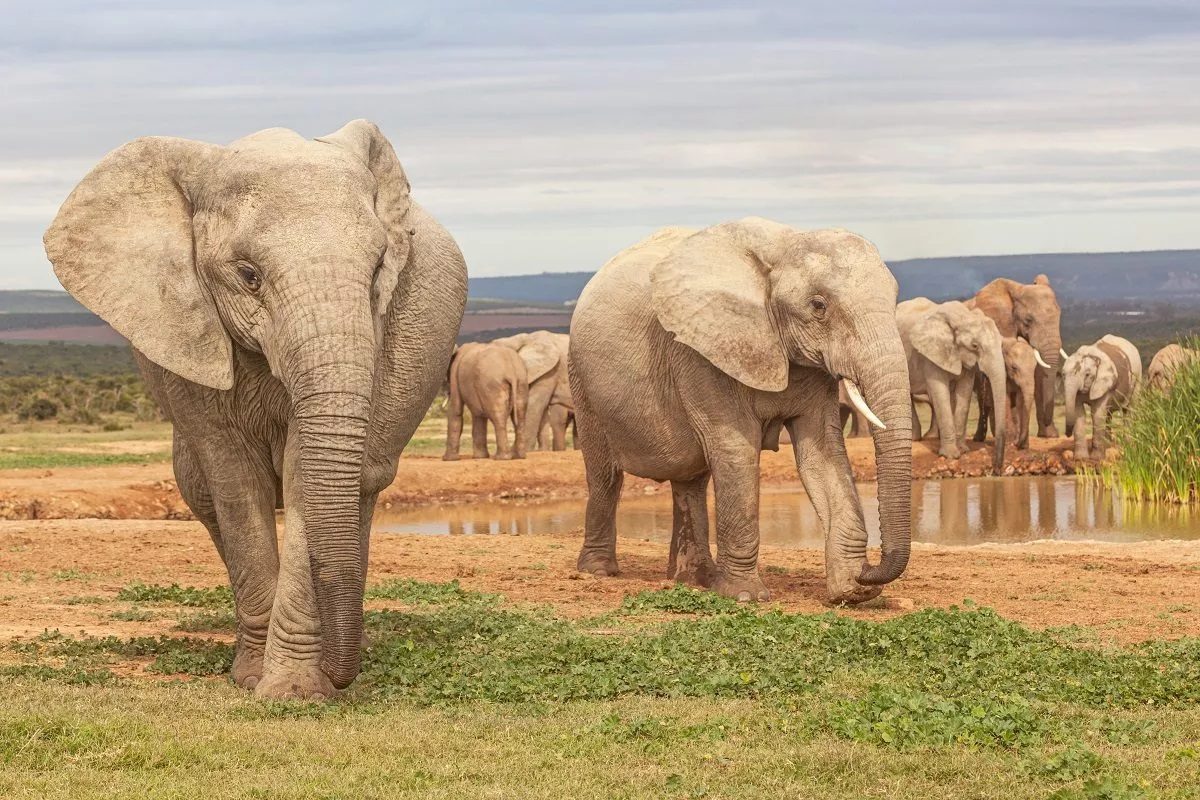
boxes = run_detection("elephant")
[896,298,1007,472]
[43,121,467,699]
[1147,343,1196,391]
[492,330,573,451]
[443,342,529,461]
[569,219,912,605]
[538,403,578,450]
[1063,335,1142,460]
[968,274,1064,437]
[973,336,1043,450]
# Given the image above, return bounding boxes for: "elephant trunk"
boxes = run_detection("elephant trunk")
[854,339,913,586]
[1063,373,1080,437]
[286,313,376,690]
[983,353,1007,474]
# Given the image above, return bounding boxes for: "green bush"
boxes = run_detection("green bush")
[1108,342,1200,503]
[17,396,59,421]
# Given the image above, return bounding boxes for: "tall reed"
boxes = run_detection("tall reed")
[1108,342,1200,504]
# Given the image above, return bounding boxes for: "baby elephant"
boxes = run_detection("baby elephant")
[444,342,529,460]
[1063,335,1142,460]
[1147,343,1197,392]
[1000,337,1039,450]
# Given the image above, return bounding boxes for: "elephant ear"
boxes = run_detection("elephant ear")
[1090,352,1117,401]
[517,341,559,382]
[651,218,791,391]
[316,120,413,315]
[43,137,233,390]
[910,310,961,375]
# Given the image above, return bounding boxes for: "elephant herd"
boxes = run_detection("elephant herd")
[442,331,575,461]
[41,121,1196,698]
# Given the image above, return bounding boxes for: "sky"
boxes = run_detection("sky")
[2,1,1199,290]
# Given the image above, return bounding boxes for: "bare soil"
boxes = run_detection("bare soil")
[0,437,1079,521]
[0,519,1196,649]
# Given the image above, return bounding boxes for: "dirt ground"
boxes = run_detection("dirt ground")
[0,436,1079,521]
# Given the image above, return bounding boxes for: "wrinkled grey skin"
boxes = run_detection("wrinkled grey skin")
[492,331,573,451]
[1064,335,1142,460]
[444,342,529,460]
[968,275,1063,437]
[897,298,1007,472]
[1147,344,1197,392]
[570,219,913,605]
[43,121,467,699]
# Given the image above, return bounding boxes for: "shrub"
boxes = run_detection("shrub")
[1108,341,1200,503]
[17,396,59,421]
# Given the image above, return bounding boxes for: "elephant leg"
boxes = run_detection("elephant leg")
[925,367,960,459]
[548,405,569,451]
[176,434,278,692]
[1091,396,1112,454]
[951,373,975,452]
[510,383,528,460]
[576,411,623,577]
[1035,365,1059,438]
[524,378,555,452]
[911,403,922,441]
[257,430,336,700]
[442,390,465,461]
[787,400,882,605]
[667,473,714,586]
[471,412,490,459]
[492,410,513,460]
[707,436,769,602]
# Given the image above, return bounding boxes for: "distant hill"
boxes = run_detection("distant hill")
[0,290,90,314]
[467,250,1200,305]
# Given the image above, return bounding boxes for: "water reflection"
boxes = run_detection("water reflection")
[373,476,1199,548]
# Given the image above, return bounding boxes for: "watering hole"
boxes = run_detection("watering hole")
[374,475,1200,548]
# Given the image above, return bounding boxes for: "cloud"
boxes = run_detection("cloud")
[1,1,1199,289]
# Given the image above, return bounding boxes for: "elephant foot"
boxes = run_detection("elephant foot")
[472,450,490,460]
[937,444,962,460]
[494,452,514,461]
[713,571,770,603]
[668,555,717,588]
[827,582,883,606]
[1039,424,1060,438]
[441,452,459,462]
[255,665,338,702]
[577,548,619,577]
[231,642,264,691]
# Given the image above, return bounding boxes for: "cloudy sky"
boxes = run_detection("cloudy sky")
[2,1,1199,289]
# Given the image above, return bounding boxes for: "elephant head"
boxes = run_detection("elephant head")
[1063,345,1117,435]
[651,218,913,587]
[43,120,412,689]
[975,275,1063,373]
[909,301,1007,472]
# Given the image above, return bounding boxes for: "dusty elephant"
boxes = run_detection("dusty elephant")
[968,274,1064,437]
[43,121,467,699]
[897,298,1007,472]
[974,336,1043,450]
[444,342,529,461]
[538,403,578,450]
[492,330,573,451]
[1063,335,1142,460]
[1147,343,1197,392]
[570,219,911,605]
[838,381,872,438]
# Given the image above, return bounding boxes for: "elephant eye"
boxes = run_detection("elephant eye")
[809,296,828,318]
[236,263,262,293]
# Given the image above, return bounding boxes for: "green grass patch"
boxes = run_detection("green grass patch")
[0,450,170,470]
[174,608,236,633]
[365,577,497,606]
[1105,343,1200,504]
[115,582,233,608]
[13,630,232,677]
[619,584,740,615]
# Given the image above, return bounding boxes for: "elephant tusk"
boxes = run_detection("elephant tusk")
[842,379,886,431]
[1061,348,1069,361]
[1034,350,1051,370]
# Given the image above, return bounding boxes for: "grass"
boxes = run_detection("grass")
[1103,346,1200,504]
[2,583,1198,797]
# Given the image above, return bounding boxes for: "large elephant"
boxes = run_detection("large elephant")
[897,298,1007,472]
[570,219,912,605]
[1147,343,1196,391]
[838,381,872,438]
[443,342,529,461]
[43,121,467,699]
[968,275,1064,437]
[1063,335,1142,459]
[492,330,573,451]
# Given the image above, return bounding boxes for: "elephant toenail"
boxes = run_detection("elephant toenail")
[243,676,259,690]
[737,591,752,602]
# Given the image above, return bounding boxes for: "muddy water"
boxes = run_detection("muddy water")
[373,476,1200,548]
